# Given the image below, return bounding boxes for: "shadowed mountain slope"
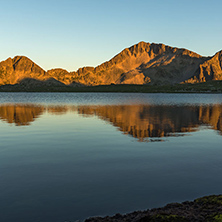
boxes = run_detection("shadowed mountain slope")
[0,42,222,86]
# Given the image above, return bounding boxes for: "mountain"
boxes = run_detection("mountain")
[0,42,222,86]
[184,50,222,83]
[0,56,46,85]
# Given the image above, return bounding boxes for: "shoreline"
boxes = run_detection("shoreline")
[85,195,222,222]
[0,80,222,93]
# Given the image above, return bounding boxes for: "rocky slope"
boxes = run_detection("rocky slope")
[184,50,222,83]
[0,42,222,86]
[0,56,46,85]
[85,195,222,222]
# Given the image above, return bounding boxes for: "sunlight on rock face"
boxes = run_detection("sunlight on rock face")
[0,43,222,87]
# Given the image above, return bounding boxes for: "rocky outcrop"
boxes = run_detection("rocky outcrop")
[0,43,222,86]
[184,50,222,83]
[85,195,222,222]
[47,68,73,84]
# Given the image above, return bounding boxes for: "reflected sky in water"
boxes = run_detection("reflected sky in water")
[0,93,222,222]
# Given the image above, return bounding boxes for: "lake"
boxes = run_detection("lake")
[0,92,222,222]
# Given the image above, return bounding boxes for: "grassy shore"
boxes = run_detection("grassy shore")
[1,80,222,93]
[85,195,222,222]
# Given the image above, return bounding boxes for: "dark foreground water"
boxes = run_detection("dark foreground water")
[0,93,222,222]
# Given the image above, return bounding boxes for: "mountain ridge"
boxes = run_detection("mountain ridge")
[1,42,222,86]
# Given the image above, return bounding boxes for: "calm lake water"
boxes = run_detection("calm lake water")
[0,93,222,222]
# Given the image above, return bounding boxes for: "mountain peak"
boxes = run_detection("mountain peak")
[0,55,46,85]
[0,42,222,86]
[13,55,30,61]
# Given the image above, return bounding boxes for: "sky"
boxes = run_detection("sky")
[0,0,222,71]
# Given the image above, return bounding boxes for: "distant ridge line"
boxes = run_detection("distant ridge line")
[0,42,222,86]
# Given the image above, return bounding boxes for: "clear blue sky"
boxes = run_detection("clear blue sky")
[0,0,222,71]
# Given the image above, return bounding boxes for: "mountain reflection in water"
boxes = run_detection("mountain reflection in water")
[0,104,222,141]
